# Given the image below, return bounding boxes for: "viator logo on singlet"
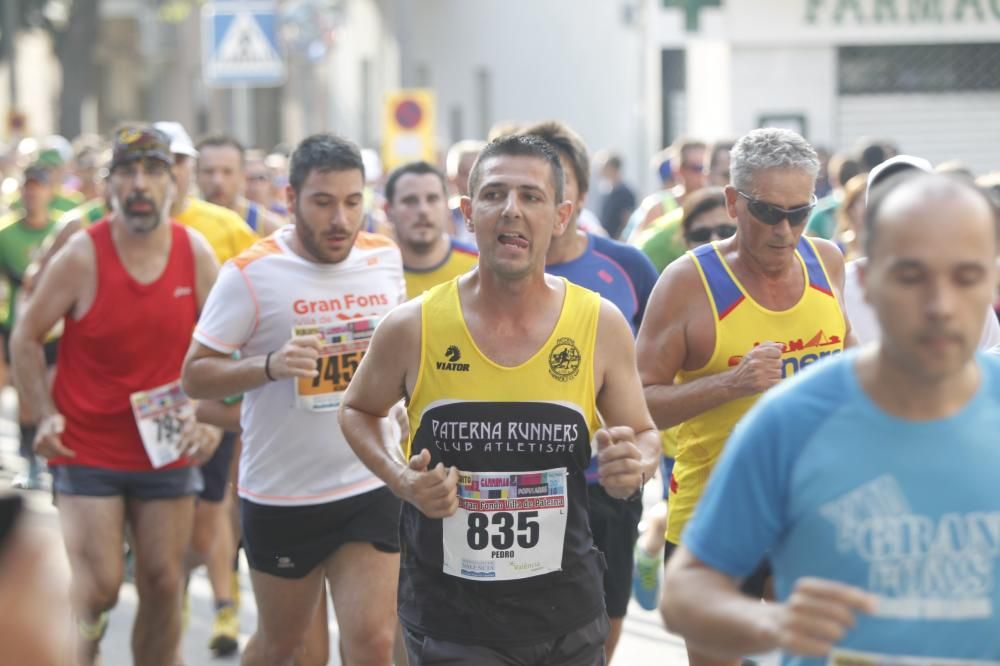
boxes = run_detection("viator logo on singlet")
[436,345,470,372]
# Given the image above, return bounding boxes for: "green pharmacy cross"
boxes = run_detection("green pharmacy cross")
[663,0,723,31]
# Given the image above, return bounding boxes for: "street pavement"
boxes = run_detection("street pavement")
[0,387,691,665]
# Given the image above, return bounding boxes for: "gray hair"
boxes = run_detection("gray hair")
[730,128,819,192]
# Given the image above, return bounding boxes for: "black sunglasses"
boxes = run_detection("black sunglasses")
[737,191,816,226]
[687,224,737,243]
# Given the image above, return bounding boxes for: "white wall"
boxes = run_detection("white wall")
[728,45,837,148]
[838,93,1000,174]
[398,0,648,190]
[327,0,398,146]
[685,37,732,141]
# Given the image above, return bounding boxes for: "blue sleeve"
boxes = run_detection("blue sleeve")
[592,236,660,331]
[628,250,659,330]
[681,387,806,578]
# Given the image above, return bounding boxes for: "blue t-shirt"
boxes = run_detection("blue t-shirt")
[546,233,658,336]
[547,232,658,484]
[684,351,1000,663]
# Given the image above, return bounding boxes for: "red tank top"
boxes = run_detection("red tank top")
[51,219,198,470]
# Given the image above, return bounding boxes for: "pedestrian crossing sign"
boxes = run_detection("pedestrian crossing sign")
[202,1,285,87]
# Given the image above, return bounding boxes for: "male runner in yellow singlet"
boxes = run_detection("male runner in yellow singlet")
[636,128,854,666]
[340,134,661,665]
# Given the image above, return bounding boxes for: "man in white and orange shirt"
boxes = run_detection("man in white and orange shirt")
[182,133,406,666]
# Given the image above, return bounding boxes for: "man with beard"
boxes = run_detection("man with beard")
[10,125,221,666]
[182,133,406,665]
[384,161,477,300]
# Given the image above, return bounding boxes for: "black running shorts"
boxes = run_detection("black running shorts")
[240,486,401,579]
[587,483,643,618]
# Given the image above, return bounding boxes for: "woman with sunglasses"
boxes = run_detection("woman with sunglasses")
[681,187,737,249]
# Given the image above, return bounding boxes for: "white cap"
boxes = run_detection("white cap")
[865,154,933,202]
[153,121,198,158]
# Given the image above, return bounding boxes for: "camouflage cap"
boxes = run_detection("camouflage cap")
[110,126,174,171]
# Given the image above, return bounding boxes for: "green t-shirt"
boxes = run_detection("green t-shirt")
[0,213,59,329]
[634,207,687,273]
[805,193,840,240]
[59,198,107,227]
[8,189,85,216]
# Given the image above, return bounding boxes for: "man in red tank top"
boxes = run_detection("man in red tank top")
[10,125,221,666]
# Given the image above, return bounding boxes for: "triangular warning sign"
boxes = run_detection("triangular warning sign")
[216,12,280,66]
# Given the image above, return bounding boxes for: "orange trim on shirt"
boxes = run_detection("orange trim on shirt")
[231,237,282,270]
[354,231,398,250]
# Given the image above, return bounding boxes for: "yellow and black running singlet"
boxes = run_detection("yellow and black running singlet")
[666,236,846,544]
[399,277,605,646]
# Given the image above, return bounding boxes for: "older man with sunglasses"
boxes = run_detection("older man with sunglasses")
[636,128,854,666]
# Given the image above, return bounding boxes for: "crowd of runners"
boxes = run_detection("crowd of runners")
[0,117,999,666]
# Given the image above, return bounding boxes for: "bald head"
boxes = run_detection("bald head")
[865,173,997,259]
[861,173,998,381]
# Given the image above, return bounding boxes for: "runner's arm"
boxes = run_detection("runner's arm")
[338,300,422,492]
[10,234,93,419]
[636,259,754,428]
[186,227,221,309]
[182,261,284,399]
[182,343,270,399]
[21,216,83,295]
[664,546,878,659]
[813,237,857,348]
[594,300,660,483]
[662,545,779,656]
[194,399,242,432]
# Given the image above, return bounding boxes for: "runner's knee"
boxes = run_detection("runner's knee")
[134,559,184,601]
[256,625,314,664]
[341,621,394,662]
[74,572,120,613]
[190,504,220,558]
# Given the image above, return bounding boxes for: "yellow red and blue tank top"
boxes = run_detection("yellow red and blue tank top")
[402,237,478,300]
[400,277,605,646]
[666,236,846,543]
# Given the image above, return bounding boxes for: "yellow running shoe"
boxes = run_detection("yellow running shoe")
[77,611,109,642]
[209,603,239,656]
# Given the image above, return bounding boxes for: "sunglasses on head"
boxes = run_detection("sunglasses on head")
[737,191,816,226]
[687,224,737,243]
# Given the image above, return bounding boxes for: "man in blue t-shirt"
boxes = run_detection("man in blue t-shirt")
[520,120,658,660]
[661,172,1000,663]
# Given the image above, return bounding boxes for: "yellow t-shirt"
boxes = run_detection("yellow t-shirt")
[177,198,258,264]
[403,238,478,300]
[666,237,846,543]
